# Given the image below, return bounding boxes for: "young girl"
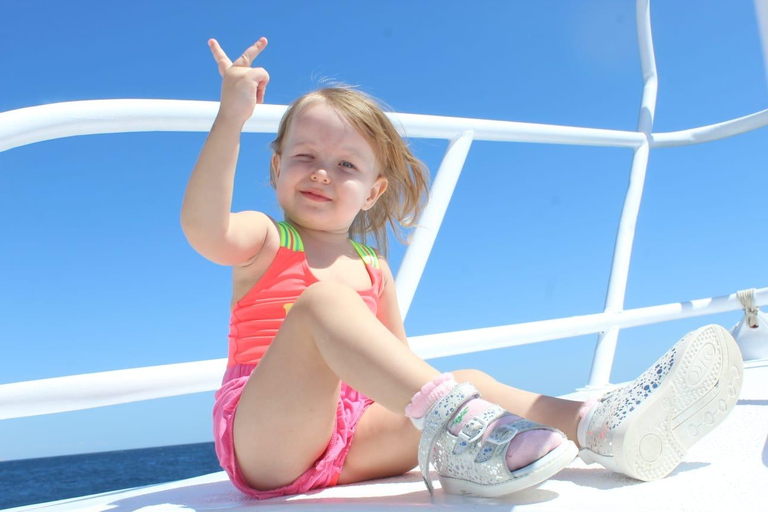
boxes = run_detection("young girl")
[181,37,744,499]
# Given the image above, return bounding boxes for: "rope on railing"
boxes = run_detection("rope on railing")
[737,288,760,327]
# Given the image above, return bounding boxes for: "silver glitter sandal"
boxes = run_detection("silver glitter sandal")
[578,324,744,481]
[418,382,578,497]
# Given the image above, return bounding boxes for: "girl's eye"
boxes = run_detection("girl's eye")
[296,154,313,160]
[340,161,356,170]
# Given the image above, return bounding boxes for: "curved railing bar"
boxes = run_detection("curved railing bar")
[636,0,659,138]
[650,108,768,147]
[0,98,650,153]
[0,100,282,153]
[3,100,768,155]
[2,286,765,420]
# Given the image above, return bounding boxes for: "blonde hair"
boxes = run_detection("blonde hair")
[270,86,430,255]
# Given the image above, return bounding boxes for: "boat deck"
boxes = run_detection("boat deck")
[14,361,767,512]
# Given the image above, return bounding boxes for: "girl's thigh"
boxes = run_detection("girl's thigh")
[233,314,341,491]
[339,402,421,484]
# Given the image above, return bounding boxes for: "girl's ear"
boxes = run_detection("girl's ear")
[362,176,388,211]
[271,153,281,179]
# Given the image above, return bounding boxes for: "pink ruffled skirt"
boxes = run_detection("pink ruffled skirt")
[212,364,374,499]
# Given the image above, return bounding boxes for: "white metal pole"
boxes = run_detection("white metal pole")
[395,131,474,319]
[587,0,659,388]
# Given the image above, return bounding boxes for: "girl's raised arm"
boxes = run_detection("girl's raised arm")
[181,38,272,266]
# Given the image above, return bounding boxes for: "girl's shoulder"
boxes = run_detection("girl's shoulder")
[233,214,282,268]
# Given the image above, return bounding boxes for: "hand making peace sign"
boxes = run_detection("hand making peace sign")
[208,37,270,126]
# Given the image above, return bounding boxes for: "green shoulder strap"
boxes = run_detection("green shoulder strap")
[276,221,304,252]
[350,239,380,269]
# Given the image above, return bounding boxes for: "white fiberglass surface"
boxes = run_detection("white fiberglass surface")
[8,363,765,512]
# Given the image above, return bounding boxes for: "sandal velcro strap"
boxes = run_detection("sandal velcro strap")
[474,418,556,463]
[418,382,480,494]
[458,416,488,444]
[485,419,523,446]
[453,405,506,454]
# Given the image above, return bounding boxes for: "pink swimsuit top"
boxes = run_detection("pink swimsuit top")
[227,221,383,368]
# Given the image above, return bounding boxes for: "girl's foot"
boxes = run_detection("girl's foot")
[578,324,743,481]
[408,375,578,497]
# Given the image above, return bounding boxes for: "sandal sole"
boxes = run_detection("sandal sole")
[610,324,743,481]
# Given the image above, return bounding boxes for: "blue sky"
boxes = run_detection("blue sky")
[1,0,766,461]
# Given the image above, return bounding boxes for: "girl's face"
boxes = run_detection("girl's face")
[273,101,387,234]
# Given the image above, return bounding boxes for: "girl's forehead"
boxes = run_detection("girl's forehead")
[287,103,375,154]
[290,102,351,134]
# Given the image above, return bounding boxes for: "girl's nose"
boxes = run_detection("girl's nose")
[310,168,331,184]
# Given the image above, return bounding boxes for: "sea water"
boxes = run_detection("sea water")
[0,442,221,509]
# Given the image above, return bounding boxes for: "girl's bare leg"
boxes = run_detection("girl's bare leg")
[233,281,439,490]
[338,403,421,484]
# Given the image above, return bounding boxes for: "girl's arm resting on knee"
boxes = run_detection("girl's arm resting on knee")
[180,115,271,266]
[376,258,410,347]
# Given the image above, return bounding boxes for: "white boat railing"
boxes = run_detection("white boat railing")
[1,287,766,420]
[1,0,767,421]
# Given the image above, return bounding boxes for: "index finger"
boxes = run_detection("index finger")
[232,37,268,68]
[208,39,233,75]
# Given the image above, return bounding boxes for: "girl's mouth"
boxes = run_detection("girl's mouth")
[300,190,331,202]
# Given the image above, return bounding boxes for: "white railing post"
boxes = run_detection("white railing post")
[395,131,474,320]
[587,0,658,388]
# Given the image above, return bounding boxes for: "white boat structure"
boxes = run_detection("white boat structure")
[1,1,767,510]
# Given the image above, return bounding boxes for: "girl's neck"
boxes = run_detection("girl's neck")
[287,219,351,253]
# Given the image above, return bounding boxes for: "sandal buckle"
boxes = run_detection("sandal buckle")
[458,416,489,445]
[485,422,519,445]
